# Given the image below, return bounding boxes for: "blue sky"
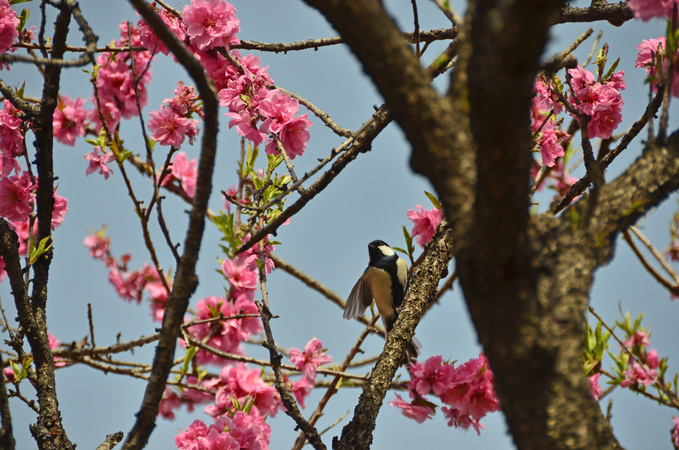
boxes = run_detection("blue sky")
[1,0,678,448]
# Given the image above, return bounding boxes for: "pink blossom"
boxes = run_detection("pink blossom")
[289,338,333,382]
[623,330,650,350]
[183,0,240,51]
[628,0,678,20]
[85,147,115,179]
[271,114,313,159]
[159,377,213,420]
[148,107,196,148]
[51,192,68,230]
[9,219,32,256]
[436,354,501,426]
[588,373,602,401]
[227,109,266,146]
[672,416,679,448]
[220,410,271,449]
[531,79,570,167]
[635,37,679,98]
[407,205,443,248]
[0,256,5,283]
[0,171,35,223]
[53,95,87,146]
[83,229,111,262]
[533,76,563,114]
[204,363,279,418]
[258,90,300,134]
[567,65,625,139]
[3,366,14,382]
[48,333,66,368]
[145,277,171,322]
[442,406,484,435]
[175,419,209,449]
[0,99,25,175]
[137,5,187,57]
[291,376,313,409]
[92,22,152,131]
[646,349,660,368]
[170,152,198,197]
[620,361,658,388]
[108,263,158,304]
[0,0,19,55]
[389,393,435,424]
[189,296,262,364]
[236,234,275,274]
[408,355,444,397]
[166,82,203,118]
[221,257,258,292]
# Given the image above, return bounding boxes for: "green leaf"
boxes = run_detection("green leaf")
[424,191,442,209]
[245,145,259,176]
[249,168,263,191]
[10,0,33,6]
[17,8,29,33]
[29,236,52,265]
[402,225,415,259]
[603,58,620,81]
[180,346,197,378]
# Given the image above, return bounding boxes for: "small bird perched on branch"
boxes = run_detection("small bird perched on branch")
[344,240,420,361]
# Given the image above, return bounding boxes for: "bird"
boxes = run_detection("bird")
[344,240,420,361]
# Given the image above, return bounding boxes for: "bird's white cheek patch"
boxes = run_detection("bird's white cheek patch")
[378,245,395,257]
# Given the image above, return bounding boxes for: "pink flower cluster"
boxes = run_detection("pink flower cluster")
[389,354,501,434]
[175,410,271,450]
[148,82,201,150]
[568,65,625,140]
[288,338,333,408]
[83,229,170,320]
[0,0,19,56]
[53,95,88,146]
[0,171,35,223]
[203,363,279,418]
[0,99,25,175]
[673,416,679,448]
[180,237,271,365]
[92,22,153,132]
[138,1,312,159]
[628,0,679,21]
[532,77,571,167]
[407,204,442,248]
[619,331,661,389]
[186,295,262,365]
[635,37,679,98]
[0,169,67,231]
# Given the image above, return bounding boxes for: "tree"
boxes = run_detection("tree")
[0,0,678,449]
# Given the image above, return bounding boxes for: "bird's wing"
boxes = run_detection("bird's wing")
[343,271,373,320]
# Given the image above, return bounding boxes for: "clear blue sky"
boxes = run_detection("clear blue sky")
[1,0,678,448]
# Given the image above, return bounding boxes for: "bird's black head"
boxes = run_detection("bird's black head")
[367,240,395,265]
